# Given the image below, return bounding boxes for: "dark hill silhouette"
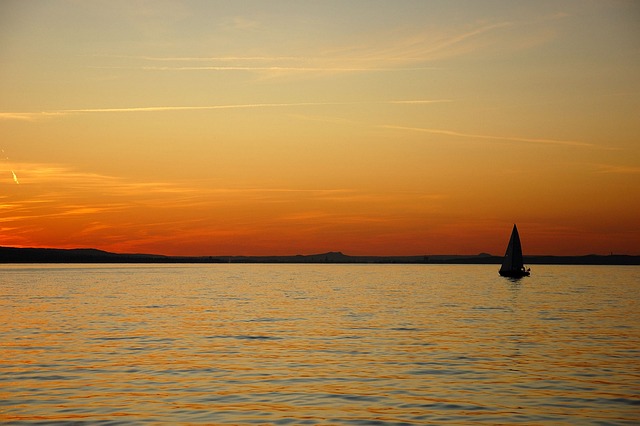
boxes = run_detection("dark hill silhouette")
[0,247,169,263]
[1,246,638,265]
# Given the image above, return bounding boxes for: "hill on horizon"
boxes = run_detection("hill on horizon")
[1,246,639,265]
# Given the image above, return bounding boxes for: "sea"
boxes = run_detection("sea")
[1,264,638,425]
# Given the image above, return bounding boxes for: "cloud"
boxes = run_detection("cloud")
[0,99,449,120]
[6,163,119,187]
[0,112,64,121]
[379,125,599,148]
[62,102,356,113]
[0,105,318,120]
[313,21,517,69]
[1,162,358,203]
[139,65,436,72]
[57,206,124,216]
[133,55,304,62]
[92,56,439,77]
[387,100,453,105]
[0,163,200,205]
[91,20,518,78]
[595,164,640,174]
[114,22,515,73]
[349,21,510,60]
[0,159,452,253]
[0,113,37,121]
[143,15,557,90]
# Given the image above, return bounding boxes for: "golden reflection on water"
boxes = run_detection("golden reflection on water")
[1,264,639,424]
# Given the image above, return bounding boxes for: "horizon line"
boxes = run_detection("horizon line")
[1,245,637,259]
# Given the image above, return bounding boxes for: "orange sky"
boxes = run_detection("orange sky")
[1,1,639,256]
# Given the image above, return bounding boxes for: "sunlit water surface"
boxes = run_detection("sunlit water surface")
[1,264,639,424]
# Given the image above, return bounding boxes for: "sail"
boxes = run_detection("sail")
[500,224,524,272]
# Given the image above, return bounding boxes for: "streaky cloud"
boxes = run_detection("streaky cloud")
[426,22,514,55]
[141,65,436,72]
[150,21,512,67]
[380,125,598,148]
[0,113,36,121]
[137,55,306,62]
[387,100,452,104]
[0,112,67,121]
[2,100,449,119]
[61,102,384,114]
[595,164,640,174]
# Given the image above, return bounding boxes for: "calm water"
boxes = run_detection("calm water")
[1,264,639,424]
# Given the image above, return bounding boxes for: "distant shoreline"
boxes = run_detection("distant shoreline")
[1,247,639,265]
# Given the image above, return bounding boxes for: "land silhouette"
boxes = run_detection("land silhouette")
[1,246,638,265]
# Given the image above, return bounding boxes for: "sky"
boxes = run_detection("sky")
[1,0,639,256]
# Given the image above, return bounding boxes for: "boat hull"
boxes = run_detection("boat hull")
[499,269,530,278]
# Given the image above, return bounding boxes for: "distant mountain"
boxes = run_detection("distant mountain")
[1,246,638,265]
[0,247,169,263]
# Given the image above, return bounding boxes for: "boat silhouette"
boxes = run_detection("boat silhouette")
[499,224,530,277]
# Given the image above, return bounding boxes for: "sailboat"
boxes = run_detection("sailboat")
[499,224,530,277]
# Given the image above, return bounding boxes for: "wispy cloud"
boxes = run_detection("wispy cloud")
[595,164,640,174]
[387,100,453,105]
[0,112,64,121]
[62,102,361,113]
[1,162,359,202]
[93,20,521,77]
[132,55,304,62]
[0,162,195,200]
[6,163,119,187]
[0,99,450,120]
[138,65,437,72]
[0,160,382,251]
[1,158,454,254]
[57,205,125,217]
[0,113,37,121]
[95,54,439,73]
[311,21,517,69]
[379,125,599,148]
[381,21,514,59]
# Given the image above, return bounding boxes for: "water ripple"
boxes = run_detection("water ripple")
[1,264,638,424]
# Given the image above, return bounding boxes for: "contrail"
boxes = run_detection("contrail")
[130,55,304,62]
[59,100,450,114]
[140,65,437,72]
[1,148,19,184]
[61,102,349,113]
[387,100,452,104]
[379,125,597,148]
[1,100,450,120]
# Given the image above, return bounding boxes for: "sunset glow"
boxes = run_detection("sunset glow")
[1,1,639,256]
